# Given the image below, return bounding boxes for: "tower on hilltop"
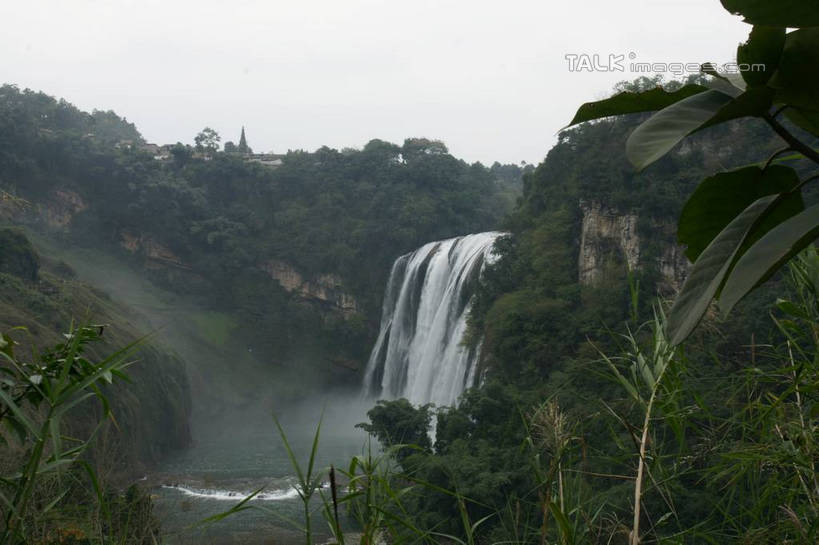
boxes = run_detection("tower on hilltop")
[237,126,252,154]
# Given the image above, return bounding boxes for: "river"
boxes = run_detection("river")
[152,403,370,544]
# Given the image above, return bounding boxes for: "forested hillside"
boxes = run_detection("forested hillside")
[360,77,818,542]
[0,84,525,387]
[0,227,191,473]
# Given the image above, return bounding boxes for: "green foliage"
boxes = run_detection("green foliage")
[0,232,192,469]
[721,0,819,28]
[597,307,680,545]
[357,399,433,462]
[567,8,819,344]
[356,251,818,544]
[0,228,39,281]
[719,203,819,314]
[700,249,819,543]
[568,84,708,127]
[0,324,135,543]
[736,26,786,87]
[667,194,781,345]
[677,165,803,262]
[625,90,735,170]
[193,127,220,153]
[0,84,524,387]
[89,110,142,145]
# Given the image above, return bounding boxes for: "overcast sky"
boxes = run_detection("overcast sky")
[1,0,751,165]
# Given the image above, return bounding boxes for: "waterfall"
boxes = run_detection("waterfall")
[362,232,502,407]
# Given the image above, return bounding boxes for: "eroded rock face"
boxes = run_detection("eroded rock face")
[261,260,303,292]
[0,191,29,222]
[659,242,690,293]
[43,189,87,228]
[579,200,640,285]
[120,231,187,268]
[261,260,359,315]
[578,200,689,291]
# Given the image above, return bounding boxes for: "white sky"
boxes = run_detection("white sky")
[1,0,751,165]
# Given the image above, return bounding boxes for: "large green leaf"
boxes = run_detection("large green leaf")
[719,204,819,315]
[667,195,779,345]
[769,28,819,110]
[627,85,777,170]
[566,84,707,127]
[632,87,777,170]
[626,90,733,170]
[701,63,745,95]
[737,26,786,87]
[678,165,802,261]
[697,85,774,131]
[721,0,819,27]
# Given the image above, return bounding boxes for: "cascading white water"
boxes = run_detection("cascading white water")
[362,232,502,407]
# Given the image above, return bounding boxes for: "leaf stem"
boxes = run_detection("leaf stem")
[764,114,819,166]
[771,104,789,119]
[762,147,793,170]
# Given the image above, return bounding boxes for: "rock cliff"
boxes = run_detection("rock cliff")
[578,200,689,291]
[261,260,359,316]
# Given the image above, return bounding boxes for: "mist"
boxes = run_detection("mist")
[25,229,368,439]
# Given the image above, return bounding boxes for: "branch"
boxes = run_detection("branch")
[764,115,819,166]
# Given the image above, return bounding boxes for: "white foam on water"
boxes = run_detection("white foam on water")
[161,483,301,501]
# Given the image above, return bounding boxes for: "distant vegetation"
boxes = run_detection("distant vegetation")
[0,83,526,384]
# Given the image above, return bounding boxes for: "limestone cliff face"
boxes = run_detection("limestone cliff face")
[4,188,90,231]
[578,200,688,291]
[120,231,189,269]
[578,200,641,285]
[0,189,88,230]
[43,189,87,228]
[261,260,359,316]
[658,242,690,293]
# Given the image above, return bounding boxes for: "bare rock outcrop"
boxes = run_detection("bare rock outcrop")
[578,200,689,291]
[261,260,359,316]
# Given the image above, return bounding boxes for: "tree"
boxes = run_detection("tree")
[223,140,237,153]
[567,0,819,345]
[169,142,192,164]
[356,399,432,463]
[194,127,221,154]
[402,137,448,160]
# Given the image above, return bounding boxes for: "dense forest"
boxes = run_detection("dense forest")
[0,83,526,390]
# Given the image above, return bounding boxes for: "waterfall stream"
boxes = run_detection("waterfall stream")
[362,232,502,407]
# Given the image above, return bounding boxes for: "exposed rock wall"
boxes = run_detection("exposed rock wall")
[43,189,87,228]
[261,260,359,316]
[578,200,689,291]
[120,231,189,269]
[117,232,358,316]
[659,242,690,293]
[578,200,640,285]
